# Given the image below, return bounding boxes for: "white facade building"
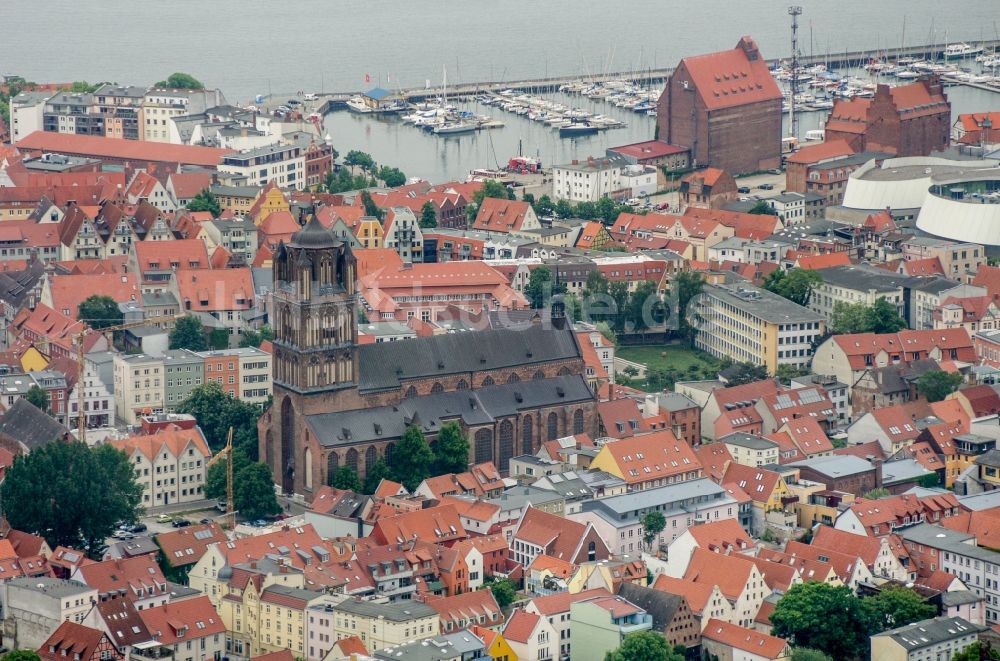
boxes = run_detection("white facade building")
[552,156,656,202]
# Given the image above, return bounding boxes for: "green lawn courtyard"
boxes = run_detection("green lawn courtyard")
[616,345,720,390]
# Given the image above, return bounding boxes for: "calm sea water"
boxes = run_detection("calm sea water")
[6,0,1000,181]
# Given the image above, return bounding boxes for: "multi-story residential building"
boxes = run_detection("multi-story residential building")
[694,283,825,374]
[382,207,424,263]
[332,599,439,652]
[137,597,226,661]
[38,622,123,661]
[92,85,145,140]
[142,88,227,143]
[163,349,205,412]
[722,433,779,467]
[218,143,305,189]
[503,608,559,661]
[108,426,211,508]
[569,596,653,661]
[73,556,170,611]
[3,578,97,649]
[809,264,910,322]
[589,430,703,491]
[9,91,51,143]
[551,156,656,203]
[870,616,984,661]
[43,92,103,136]
[199,218,258,264]
[113,353,165,425]
[68,351,117,430]
[763,191,825,224]
[569,478,738,554]
[901,236,986,280]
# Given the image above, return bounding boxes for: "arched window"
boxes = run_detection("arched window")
[405,386,418,398]
[474,428,494,464]
[547,412,559,441]
[385,443,395,467]
[482,376,495,387]
[365,446,377,471]
[506,373,521,384]
[573,409,585,435]
[456,380,469,390]
[522,416,533,455]
[327,452,339,479]
[304,448,313,490]
[498,420,514,471]
[431,382,444,394]
[532,370,546,380]
[588,541,597,561]
[557,366,572,376]
[346,448,359,472]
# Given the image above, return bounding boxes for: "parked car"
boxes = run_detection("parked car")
[737,186,751,194]
[127,523,147,533]
[251,519,268,527]
[287,99,302,106]
[156,514,173,523]
[171,518,191,528]
[759,183,774,190]
[199,518,212,525]
[112,530,134,540]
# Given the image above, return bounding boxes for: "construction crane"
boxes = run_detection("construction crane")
[206,426,235,529]
[72,315,180,444]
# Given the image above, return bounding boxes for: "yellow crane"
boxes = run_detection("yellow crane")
[206,426,235,529]
[72,315,179,444]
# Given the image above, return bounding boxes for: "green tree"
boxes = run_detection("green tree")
[77,295,123,330]
[595,196,618,224]
[595,321,617,347]
[864,487,890,499]
[3,651,43,661]
[186,188,222,217]
[608,281,631,332]
[433,422,470,475]
[830,301,872,334]
[210,328,230,350]
[605,631,683,661]
[629,280,666,331]
[575,200,598,220]
[775,363,809,384]
[330,466,361,491]
[554,199,574,219]
[419,201,438,229]
[473,179,514,204]
[176,382,264,459]
[670,271,704,346]
[864,585,936,632]
[749,200,774,215]
[205,448,251,500]
[239,324,274,349]
[377,166,407,188]
[524,267,564,309]
[235,462,281,520]
[953,641,1000,661]
[169,315,209,351]
[344,150,375,172]
[361,190,384,220]
[916,369,963,403]
[533,194,555,217]
[868,297,907,334]
[789,648,833,661]
[67,81,99,93]
[763,269,822,306]
[724,362,769,386]
[155,73,204,89]
[919,472,941,488]
[487,577,517,608]
[362,458,393,495]
[1,441,143,556]
[770,582,872,661]
[641,511,666,550]
[584,270,610,297]
[390,426,433,491]
[25,385,49,413]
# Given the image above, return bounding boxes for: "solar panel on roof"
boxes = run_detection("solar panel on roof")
[193,529,214,541]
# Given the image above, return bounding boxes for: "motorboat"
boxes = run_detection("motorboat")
[346,96,372,113]
[559,122,598,137]
[944,43,984,59]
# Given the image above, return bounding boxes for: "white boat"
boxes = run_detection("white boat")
[983,55,1000,68]
[896,69,922,79]
[346,96,372,113]
[434,122,476,135]
[944,43,983,59]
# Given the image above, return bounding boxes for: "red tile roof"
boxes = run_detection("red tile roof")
[611,140,688,160]
[371,504,467,546]
[722,463,781,504]
[48,271,140,316]
[155,523,226,568]
[168,172,213,200]
[75,555,168,603]
[785,139,856,165]
[684,547,757,601]
[138,596,225,646]
[175,268,254,312]
[38,622,118,661]
[796,252,851,269]
[679,36,783,111]
[472,198,534,233]
[426,589,503,631]
[831,329,975,372]
[597,430,702,484]
[502,609,540,643]
[693,443,734,481]
[781,540,866,584]
[513,508,604,563]
[18,132,232,167]
[527,587,611,616]
[685,518,755,555]
[134,239,210,277]
[703,619,789,658]
[901,256,944,276]
[652,574,719,614]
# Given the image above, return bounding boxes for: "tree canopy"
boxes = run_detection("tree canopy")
[953,641,1000,661]
[186,188,222,217]
[377,166,406,187]
[864,585,936,631]
[1,441,143,556]
[830,298,907,334]
[361,190,384,220]
[390,426,434,491]
[3,651,42,661]
[723,362,769,386]
[419,201,438,228]
[641,511,666,549]
[175,381,265,459]
[362,458,393,495]
[473,179,515,204]
[485,577,517,608]
[25,385,49,413]
[524,267,564,308]
[670,271,704,345]
[156,72,204,89]
[239,324,274,349]
[915,369,963,403]
[605,631,684,661]
[78,295,123,330]
[169,315,209,351]
[763,269,822,306]
[749,200,774,215]
[330,466,361,491]
[235,461,281,520]
[432,422,470,475]
[789,649,833,661]
[344,150,376,171]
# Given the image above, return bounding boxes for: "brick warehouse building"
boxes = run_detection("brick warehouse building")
[259,216,598,498]
[656,36,782,175]
[823,76,950,157]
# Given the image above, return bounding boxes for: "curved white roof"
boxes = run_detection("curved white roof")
[842,156,999,211]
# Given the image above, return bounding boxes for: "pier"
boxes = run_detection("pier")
[310,39,1000,113]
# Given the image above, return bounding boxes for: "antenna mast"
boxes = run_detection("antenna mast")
[788,6,803,139]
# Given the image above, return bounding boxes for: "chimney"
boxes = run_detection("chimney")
[872,457,883,489]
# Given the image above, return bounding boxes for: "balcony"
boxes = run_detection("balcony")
[131,642,174,661]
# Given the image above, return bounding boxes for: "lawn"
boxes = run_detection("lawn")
[616,345,721,390]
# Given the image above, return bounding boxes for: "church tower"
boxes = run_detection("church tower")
[266,216,357,494]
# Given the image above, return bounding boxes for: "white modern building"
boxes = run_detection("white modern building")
[218,143,306,188]
[9,91,51,143]
[552,156,656,202]
[3,578,97,649]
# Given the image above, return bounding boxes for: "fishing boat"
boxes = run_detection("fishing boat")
[559,122,598,137]
[944,43,983,59]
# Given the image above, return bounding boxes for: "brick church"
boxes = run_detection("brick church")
[258,217,598,499]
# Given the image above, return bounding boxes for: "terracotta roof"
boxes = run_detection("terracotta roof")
[901,257,944,276]
[426,589,503,630]
[138,596,224,646]
[834,440,887,462]
[155,523,226,568]
[472,198,534,233]
[372,504,467,546]
[678,36,783,111]
[175,268,254,312]
[756,547,837,584]
[703,619,788,658]
[168,172,213,200]
[812,526,890,567]
[685,518,754,555]
[693,443,733,481]
[942,510,1000,550]
[527,587,611,616]
[502,609,540,644]
[684,547,757,601]
[92,593,150,648]
[75,555,168,603]
[330,636,368,658]
[781,417,834,456]
[796,251,851,269]
[681,167,728,188]
[109,428,211,464]
[831,329,975,371]
[48,271,139,316]
[5,529,48,557]
[785,139,856,164]
[527,554,577,578]
[721,463,780,504]
[781,540,866,584]
[133,239,210,277]
[38,622,115,661]
[18,131,232,167]
[955,385,1000,418]
[596,429,701,484]
[826,98,872,134]
[651,575,718,614]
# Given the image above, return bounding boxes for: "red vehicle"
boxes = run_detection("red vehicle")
[506,156,542,174]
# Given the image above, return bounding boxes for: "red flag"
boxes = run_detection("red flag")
[365,73,371,83]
